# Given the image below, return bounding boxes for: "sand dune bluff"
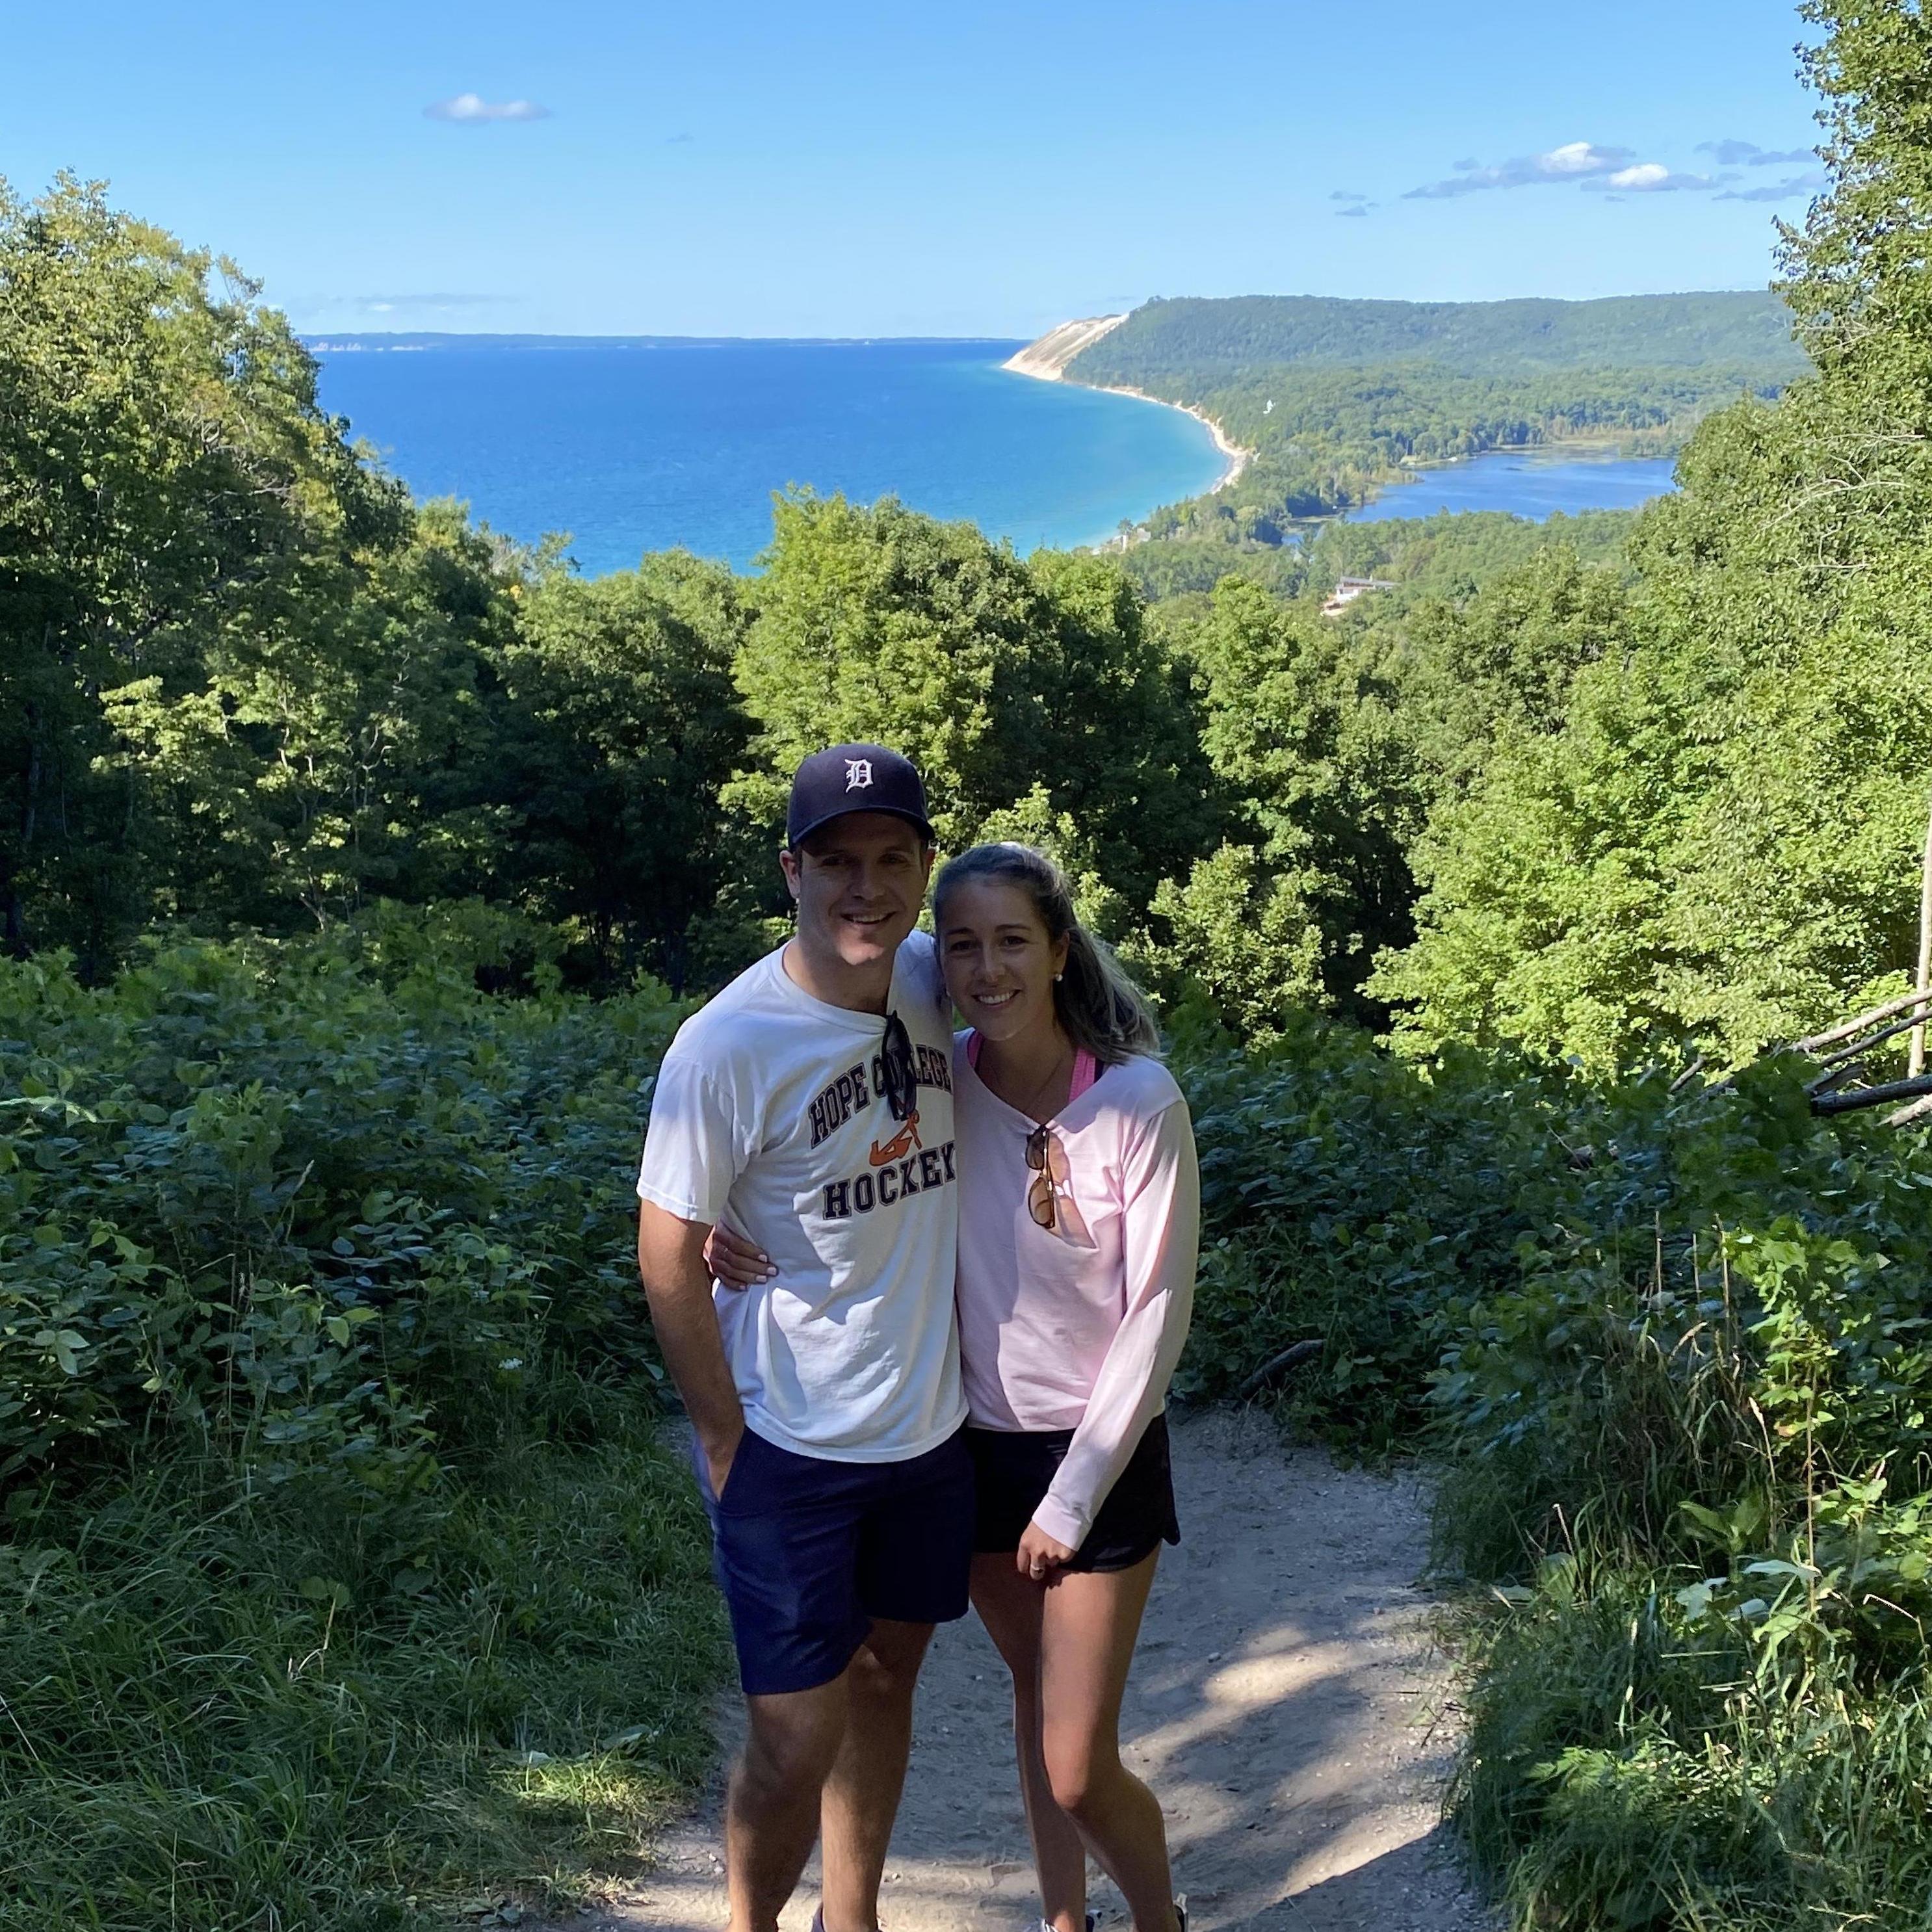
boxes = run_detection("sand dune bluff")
[1003,315,1129,380]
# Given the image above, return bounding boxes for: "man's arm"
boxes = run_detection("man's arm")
[638,1199,746,1496]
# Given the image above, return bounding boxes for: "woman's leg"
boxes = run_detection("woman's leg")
[1037,1549,1179,1932]
[970,1553,1088,1932]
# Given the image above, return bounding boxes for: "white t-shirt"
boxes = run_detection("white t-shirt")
[637,933,965,1463]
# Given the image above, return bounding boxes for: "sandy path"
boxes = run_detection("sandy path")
[573,1412,1489,1932]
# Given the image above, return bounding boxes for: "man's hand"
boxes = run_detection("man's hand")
[702,1416,747,1502]
[1017,1519,1078,1583]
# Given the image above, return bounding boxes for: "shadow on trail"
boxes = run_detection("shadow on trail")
[582,1413,1490,1932]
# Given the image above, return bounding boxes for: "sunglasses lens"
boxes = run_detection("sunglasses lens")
[1028,1172,1056,1230]
[882,1012,917,1121]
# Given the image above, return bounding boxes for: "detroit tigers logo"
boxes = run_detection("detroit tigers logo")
[844,757,875,790]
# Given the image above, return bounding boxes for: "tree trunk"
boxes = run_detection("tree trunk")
[3,702,42,955]
[1912,786,1932,1078]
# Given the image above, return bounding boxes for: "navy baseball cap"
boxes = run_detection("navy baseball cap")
[787,744,934,848]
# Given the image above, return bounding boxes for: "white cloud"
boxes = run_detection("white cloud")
[1698,138,1815,167]
[320,294,510,317]
[1582,163,1728,193]
[1718,169,1830,203]
[424,93,551,124]
[1335,203,1372,218]
[1329,190,1368,202]
[1405,141,1634,198]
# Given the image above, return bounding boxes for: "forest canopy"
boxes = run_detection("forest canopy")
[1,157,1925,1068]
[1062,289,1810,595]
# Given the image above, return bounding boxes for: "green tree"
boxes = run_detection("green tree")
[733,493,1219,915]
[733,491,1049,846]
[1152,577,1424,1026]
[485,557,752,989]
[0,173,402,960]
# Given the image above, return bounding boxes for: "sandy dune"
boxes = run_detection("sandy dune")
[1002,316,1130,380]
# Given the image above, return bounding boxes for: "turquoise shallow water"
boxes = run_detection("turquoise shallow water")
[1346,445,1679,523]
[311,337,1229,575]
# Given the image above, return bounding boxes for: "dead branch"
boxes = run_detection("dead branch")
[1668,1052,1706,1096]
[1794,990,1932,1054]
[1232,1338,1324,1405]
[1812,1072,1932,1117]
[1805,1057,1872,1099]
[1807,1007,1932,1082]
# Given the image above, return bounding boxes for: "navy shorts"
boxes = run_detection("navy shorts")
[696,1424,974,1696]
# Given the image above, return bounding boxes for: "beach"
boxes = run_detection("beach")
[1004,317,1253,494]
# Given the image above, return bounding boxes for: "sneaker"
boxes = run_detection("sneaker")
[1022,1919,1095,1932]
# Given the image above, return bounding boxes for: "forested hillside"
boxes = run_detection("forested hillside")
[7,0,1932,1923]
[1059,289,1809,597]
[1080,291,1804,379]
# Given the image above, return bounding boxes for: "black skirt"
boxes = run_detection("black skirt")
[966,1412,1180,1574]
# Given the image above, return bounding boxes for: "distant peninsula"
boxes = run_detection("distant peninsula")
[1009,289,1807,595]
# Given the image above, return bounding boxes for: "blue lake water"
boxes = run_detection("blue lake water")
[1346,446,1679,524]
[310,337,1230,575]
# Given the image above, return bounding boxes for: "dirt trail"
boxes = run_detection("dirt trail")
[575,1412,1491,1932]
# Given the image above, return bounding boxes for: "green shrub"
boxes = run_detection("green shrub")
[1173,1005,1932,1930]
[0,916,726,1926]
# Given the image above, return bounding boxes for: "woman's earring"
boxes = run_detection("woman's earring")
[1054,973,1063,982]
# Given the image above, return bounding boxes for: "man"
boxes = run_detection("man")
[636,743,966,1932]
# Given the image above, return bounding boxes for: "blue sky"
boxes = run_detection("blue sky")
[2,0,1821,337]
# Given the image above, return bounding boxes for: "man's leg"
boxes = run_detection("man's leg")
[728,1675,850,1932]
[703,1429,872,1932]
[823,1429,976,1932]
[817,1617,933,1932]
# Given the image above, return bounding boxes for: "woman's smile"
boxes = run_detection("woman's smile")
[941,880,1069,1045]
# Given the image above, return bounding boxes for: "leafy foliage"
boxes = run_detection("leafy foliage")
[1069,293,1805,590]
[733,491,1221,906]
[0,915,725,1927]
[1173,1006,1932,1929]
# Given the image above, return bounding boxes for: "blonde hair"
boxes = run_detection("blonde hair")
[933,842,1162,1066]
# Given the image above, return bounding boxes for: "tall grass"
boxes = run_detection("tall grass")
[0,1408,724,1929]
[0,911,728,1927]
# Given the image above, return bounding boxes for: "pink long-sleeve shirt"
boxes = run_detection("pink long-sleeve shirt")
[953,1034,1200,1549]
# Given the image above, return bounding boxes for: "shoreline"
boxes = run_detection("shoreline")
[1087,380,1252,493]
[1001,316,1253,496]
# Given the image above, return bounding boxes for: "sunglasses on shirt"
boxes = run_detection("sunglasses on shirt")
[881,1010,919,1123]
[1025,1123,1071,1231]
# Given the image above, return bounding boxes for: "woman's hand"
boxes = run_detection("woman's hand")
[705,1223,774,1290]
[1017,1519,1077,1583]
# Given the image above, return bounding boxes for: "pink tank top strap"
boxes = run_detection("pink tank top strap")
[964,1032,1100,1106]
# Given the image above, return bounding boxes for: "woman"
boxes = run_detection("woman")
[711,842,1198,1932]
